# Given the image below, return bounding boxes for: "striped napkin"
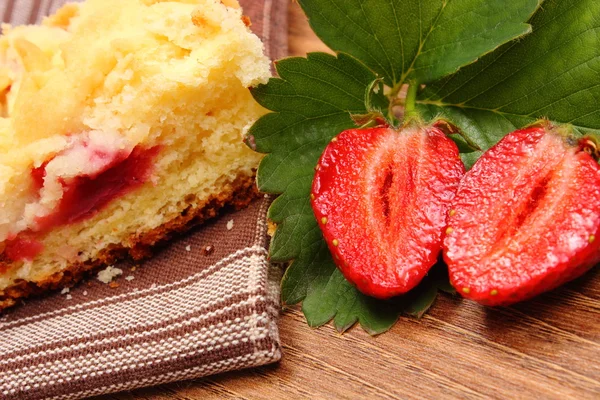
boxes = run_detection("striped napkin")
[0,1,287,399]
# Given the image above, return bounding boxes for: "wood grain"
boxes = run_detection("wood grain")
[103,3,600,399]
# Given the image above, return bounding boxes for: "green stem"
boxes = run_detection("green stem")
[404,83,418,118]
[389,81,404,100]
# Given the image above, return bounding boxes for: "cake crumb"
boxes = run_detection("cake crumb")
[108,282,120,289]
[185,245,191,252]
[267,220,277,237]
[97,266,123,284]
[203,245,215,256]
[66,294,72,300]
[227,219,234,230]
[131,266,137,272]
[61,287,70,295]
[83,291,88,296]
[125,275,135,281]
[241,15,252,27]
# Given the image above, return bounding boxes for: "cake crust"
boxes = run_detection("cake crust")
[0,174,259,311]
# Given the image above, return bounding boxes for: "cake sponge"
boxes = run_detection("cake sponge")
[0,0,270,308]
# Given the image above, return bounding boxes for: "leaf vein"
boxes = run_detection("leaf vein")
[461,24,600,105]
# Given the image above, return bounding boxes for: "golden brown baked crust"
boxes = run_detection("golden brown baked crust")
[0,174,258,311]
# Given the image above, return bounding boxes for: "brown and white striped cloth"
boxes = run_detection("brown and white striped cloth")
[0,1,287,399]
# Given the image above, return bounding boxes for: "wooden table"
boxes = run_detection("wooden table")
[107,3,600,399]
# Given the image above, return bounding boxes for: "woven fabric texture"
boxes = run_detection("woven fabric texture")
[0,1,287,399]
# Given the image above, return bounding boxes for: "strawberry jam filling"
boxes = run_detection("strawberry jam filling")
[4,145,160,262]
[34,145,160,230]
[4,237,44,262]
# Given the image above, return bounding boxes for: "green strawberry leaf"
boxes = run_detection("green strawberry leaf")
[250,53,387,195]
[418,0,600,169]
[285,238,446,334]
[403,263,455,318]
[250,52,447,334]
[250,52,402,333]
[249,52,386,266]
[296,244,401,335]
[298,0,541,86]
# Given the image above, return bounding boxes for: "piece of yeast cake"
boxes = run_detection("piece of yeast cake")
[0,0,270,309]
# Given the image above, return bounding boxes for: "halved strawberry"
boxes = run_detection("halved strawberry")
[444,122,600,306]
[311,123,465,298]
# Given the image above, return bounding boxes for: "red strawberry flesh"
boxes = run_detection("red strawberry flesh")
[311,125,464,298]
[444,124,600,306]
